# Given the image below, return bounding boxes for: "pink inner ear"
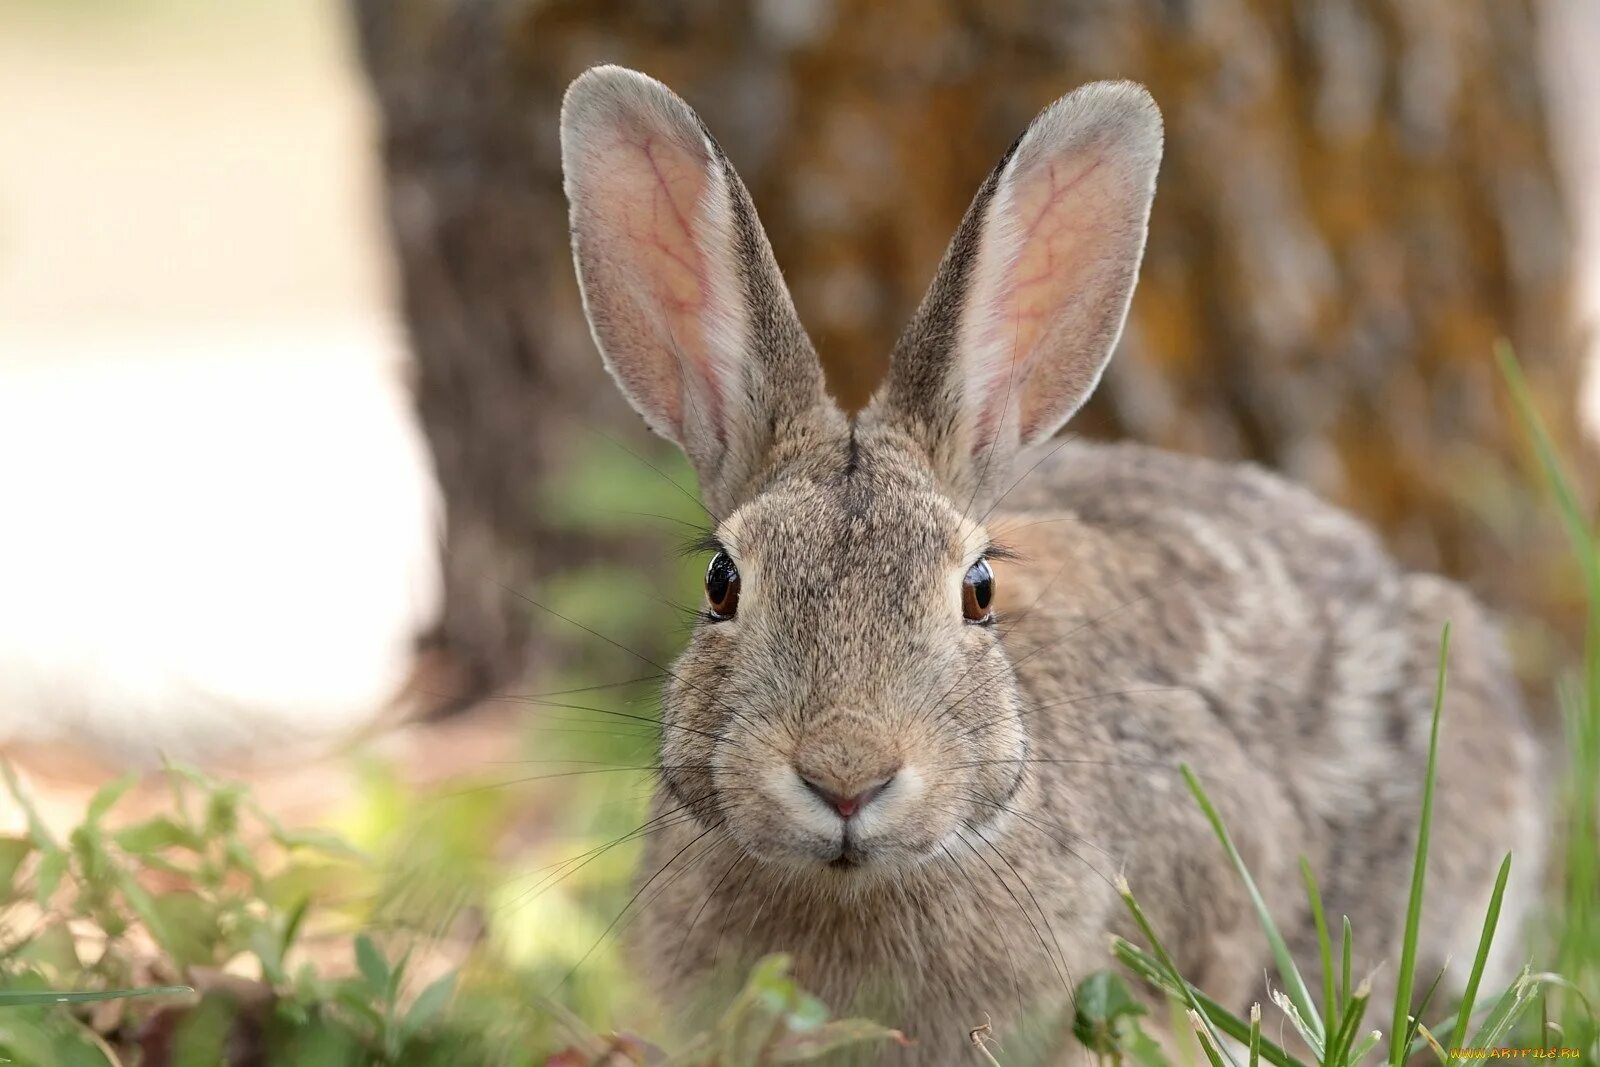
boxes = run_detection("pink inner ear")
[588,126,727,438]
[969,151,1115,447]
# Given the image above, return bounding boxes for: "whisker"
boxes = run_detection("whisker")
[587,425,716,524]
[716,857,781,966]
[548,819,724,997]
[958,686,1187,740]
[1006,578,1193,675]
[601,508,712,534]
[961,317,1026,524]
[909,554,1076,733]
[959,788,1121,889]
[440,763,722,798]
[494,695,727,747]
[494,674,664,700]
[940,837,1027,1005]
[966,820,1077,1010]
[978,431,1082,526]
[931,580,1191,736]
[942,756,1170,772]
[671,850,751,978]
[496,584,779,752]
[498,792,717,902]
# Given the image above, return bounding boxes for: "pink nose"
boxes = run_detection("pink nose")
[799,772,896,819]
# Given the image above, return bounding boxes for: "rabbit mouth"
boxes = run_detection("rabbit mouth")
[826,830,871,869]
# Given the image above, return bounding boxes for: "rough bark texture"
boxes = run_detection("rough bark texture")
[349,0,1584,701]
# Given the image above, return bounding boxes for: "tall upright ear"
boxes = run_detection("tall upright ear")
[864,81,1162,507]
[561,66,839,515]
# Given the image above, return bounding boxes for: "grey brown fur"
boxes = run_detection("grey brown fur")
[560,66,1546,1064]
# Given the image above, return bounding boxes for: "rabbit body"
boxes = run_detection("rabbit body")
[628,437,1542,1063]
[559,66,1546,1063]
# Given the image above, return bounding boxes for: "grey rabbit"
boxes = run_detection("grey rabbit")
[559,65,1546,1063]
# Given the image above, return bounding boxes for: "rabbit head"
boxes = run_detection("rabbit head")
[561,66,1161,882]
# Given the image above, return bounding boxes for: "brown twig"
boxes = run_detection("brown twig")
[969,1013,1004,1065]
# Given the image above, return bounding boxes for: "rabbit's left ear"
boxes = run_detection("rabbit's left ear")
[562,66,837,515]
[864,82,1163,507]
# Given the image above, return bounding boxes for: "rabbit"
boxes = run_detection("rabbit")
[558,66,1547,1064]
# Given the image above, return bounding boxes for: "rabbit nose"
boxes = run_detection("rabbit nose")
[796,768,898,819]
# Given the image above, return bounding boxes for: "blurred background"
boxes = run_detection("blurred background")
[1,1,1597,1063]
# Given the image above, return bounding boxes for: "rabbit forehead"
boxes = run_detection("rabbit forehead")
[718,446,988,636]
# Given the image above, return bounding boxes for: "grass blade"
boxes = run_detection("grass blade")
[1404,966,1448,1054]
[1413,1022,1448,1065]
[1191,1011,1232,1067]
[1466,968,1540,1052]
[1111,938,1309,1067]
[1302,858,1336,1029]
[1347,1030,1382,1064]
[1181,765,1325,1048]
[1117,879,1242,1067]
[1446,853,1512,1064]
[1495,342,1598,599]
[1389,623,1451,1067]
[1323,979,1372,1067]
[1341,917,1352,1008]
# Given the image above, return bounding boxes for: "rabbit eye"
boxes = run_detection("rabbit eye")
[962,558,994,623]
[705,551,740,619]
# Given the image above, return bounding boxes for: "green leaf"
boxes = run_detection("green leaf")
[34,847,67,907]
[114,871,180,963]
[1121,1013,1174,1067]
[784,991,829,1033]
[1,760,57,851]
[84,774,137,825]
[280,895,311,959]
[354,934,389,996]
[331,977,386,1027]
[401,972,456,1039]
[1074,971,1149,1054]
[769,1017,911,1063]
[202,785,244,837]
[147,891,218,969]
[0,836,32,898]
[275,827,364,861]
[114,816,202,855]
[14,922,81,975]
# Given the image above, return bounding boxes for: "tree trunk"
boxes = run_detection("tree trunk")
[349,0,1585,703]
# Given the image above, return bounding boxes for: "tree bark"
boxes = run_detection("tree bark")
[349,0,1584,702]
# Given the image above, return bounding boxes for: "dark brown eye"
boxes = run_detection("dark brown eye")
[705,551,740,619]
[962,558,994,623]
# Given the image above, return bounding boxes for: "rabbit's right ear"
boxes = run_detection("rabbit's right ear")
[863,82,1163,510]
[562,66,837,516]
